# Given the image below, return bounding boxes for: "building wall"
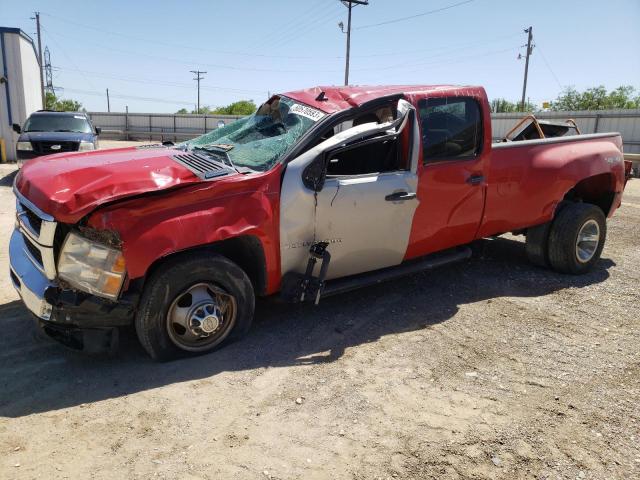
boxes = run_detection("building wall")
[0,28,42,162]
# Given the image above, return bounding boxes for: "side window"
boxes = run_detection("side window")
[418,97,482,162]
[326,135,402,177]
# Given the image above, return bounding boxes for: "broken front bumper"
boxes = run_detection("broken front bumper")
[9,227,136,352]
[9,228,54,320]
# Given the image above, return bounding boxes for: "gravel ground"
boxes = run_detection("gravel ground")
[0,157,638,480]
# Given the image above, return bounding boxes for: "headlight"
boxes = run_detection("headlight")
[17,141,33,151]
[78,141,95,151]
[57,232,126,300]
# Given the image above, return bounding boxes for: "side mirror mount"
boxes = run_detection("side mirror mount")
[12,123,21,134]
[302,156,328,192]
[95,126,101,135]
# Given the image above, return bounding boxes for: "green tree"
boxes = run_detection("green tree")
[550,85,640,111]
[176,100,256,116]
[45,92,82,111]
[490,98,537,113]
[213,100,256,115]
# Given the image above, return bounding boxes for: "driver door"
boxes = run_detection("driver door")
[280,100,421,280]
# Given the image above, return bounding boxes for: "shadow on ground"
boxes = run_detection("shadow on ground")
[0,237,614,418]
[0,169,17,187]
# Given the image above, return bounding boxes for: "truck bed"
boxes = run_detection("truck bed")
[478,132,625,238]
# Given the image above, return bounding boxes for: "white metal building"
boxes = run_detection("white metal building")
[0,27,42,162]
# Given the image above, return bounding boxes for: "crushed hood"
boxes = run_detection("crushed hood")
[15,146,216,224]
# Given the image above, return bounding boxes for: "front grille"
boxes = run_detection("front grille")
[22,232,44,267]
[21,203,42,235]
[31,141,79,155]
[14,189,59,280]
[171,153,232,180]
[10,269,20,288]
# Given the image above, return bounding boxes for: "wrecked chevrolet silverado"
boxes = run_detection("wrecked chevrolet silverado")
[10,85,632,360]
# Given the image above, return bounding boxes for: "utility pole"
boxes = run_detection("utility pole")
[32,12,45,108]
[190,70,206,113]
[520,26,533,112]
[106,88,110,112]
[340,0,368,86]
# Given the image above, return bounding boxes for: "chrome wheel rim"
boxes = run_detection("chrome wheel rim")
[575,219,600,263]
[166,283,237,352]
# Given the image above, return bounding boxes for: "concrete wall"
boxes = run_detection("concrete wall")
[87,112,243,143]
[0,28,42,162]
[88,109,640,154]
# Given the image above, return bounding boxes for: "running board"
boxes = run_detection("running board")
[320,246,472,299]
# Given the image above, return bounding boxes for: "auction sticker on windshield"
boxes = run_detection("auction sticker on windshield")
[289,104,325,122]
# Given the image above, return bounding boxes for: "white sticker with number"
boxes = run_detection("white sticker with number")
[289,103,325,122]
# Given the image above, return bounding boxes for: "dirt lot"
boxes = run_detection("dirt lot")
[0,159,638,480]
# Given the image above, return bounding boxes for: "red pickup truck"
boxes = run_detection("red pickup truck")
[10,85,631,360]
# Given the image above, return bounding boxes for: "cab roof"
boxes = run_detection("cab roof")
[282,85,476,114]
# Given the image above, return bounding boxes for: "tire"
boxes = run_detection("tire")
[135,253,255,361]
[525,222,552,267]
[547,203,606,275]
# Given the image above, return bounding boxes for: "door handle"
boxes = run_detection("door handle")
[385,191,417,201]
[466,174,484,185]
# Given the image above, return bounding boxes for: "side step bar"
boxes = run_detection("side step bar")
[321,246,472,299]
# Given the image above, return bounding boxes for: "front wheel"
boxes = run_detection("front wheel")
[135,253,255,361]
[547,203,606,274]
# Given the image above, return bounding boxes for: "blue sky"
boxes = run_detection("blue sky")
[2,0,639,113]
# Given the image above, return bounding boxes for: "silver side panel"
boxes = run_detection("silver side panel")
[280,100,420,280]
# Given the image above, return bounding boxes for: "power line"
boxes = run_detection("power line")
[253,3,344,54]
[61,87,195,106]
[242,1,336,54]
[355,0,476,30]
[536,44,563,90]
[40,26,97,91]
[373,46,520,79]
[51,66,267,95]
[353,32,522,58]
[41,10,342,60]
[42,27,337,74]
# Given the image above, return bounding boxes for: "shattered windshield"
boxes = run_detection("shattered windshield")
[182,96,324,172]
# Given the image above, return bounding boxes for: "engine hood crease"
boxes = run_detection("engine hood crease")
[14,146,233,224]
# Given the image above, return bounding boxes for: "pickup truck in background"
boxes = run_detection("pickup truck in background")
[10,85,632,360]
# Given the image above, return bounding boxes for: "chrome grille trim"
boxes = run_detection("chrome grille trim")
[13,185,58,280]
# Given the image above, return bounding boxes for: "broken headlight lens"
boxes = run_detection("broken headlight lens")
[57,231,126,300]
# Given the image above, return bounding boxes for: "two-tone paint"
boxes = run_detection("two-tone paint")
[12,85,627,303]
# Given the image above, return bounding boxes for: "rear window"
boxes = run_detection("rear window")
[419,97,482,162]
[23,114,93,133]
